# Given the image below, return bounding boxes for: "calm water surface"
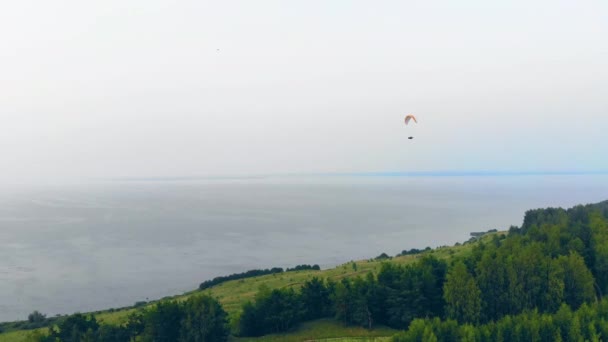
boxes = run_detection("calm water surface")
[0,175,606,321]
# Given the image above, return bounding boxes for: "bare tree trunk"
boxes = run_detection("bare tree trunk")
[594,282,603,301]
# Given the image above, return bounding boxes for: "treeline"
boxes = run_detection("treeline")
[393,300,608,342]
[235,200,608,336]
[199,264,320,290]
[287,264,321,272]
[35,295,228,342]
[0,311,58,333]
[397,246,432,256]
[235,256,447,336]
[238,277,332,336]
[198,267,283,290]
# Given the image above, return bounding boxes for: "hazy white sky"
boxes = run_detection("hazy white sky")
[1,1,607,182]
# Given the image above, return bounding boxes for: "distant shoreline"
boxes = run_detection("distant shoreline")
[110,170,608,182]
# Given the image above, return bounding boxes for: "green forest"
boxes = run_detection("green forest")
[5,200,608,341]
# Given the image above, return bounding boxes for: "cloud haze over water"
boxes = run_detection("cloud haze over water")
[1,1,607,183]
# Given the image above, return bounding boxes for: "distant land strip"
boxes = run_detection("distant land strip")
[108,169,608,182]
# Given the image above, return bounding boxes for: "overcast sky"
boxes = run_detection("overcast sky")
[1,1,607,183]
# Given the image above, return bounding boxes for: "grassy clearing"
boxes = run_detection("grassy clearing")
[230,318,397,342]
[0,328,47,342]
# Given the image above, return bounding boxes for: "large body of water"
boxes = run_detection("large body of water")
[0,175,606,322]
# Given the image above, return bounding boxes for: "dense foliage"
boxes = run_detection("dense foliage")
[393,300,608,342]
[398,246,432,256]
[36,295,228,342]
[286,264,321,272]
[235,200,608,338]
[235,256,448,335]
[237,276,335,336]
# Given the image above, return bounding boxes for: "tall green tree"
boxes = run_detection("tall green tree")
[179,295,229,342]
[300,277,333,320]
[443,261,481,324]
[41,314,100,342]
[140,301,183,342]
[557,252,595,309]
[476,250,509,320]
[238,286,302,336]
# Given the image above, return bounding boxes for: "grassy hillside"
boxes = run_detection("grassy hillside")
[95,234,484,326]
[0,232,497,342]
[0,328,48,342]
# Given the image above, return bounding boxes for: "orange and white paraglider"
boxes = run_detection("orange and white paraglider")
[404,114,417,125]
[404,114,417,139]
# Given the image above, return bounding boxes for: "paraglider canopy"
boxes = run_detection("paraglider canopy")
[404,114,417,125]
[404,115,418,140]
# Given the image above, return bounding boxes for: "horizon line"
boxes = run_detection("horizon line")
[108,169,608,182]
